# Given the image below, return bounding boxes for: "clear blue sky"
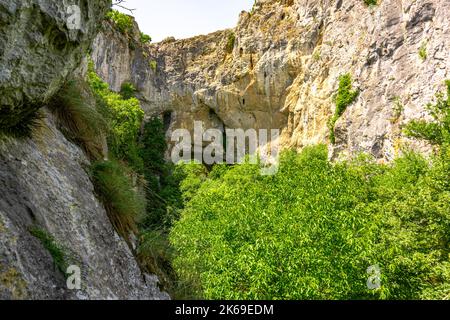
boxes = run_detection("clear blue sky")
[116,0,254,42]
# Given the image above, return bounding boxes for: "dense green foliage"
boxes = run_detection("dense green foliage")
[364,0,378,6]
[29,227,69,276]
[106,10,134,34]
[328,73,359,144]
[136,118,187,293]
[85,62,149,239]
[87,60,144,171]
[91,160,146,237]
[139,118,183,229]
[140,32,152,44]
[169,81,450,299]
[405,80,450,146]
[170,146,449,299]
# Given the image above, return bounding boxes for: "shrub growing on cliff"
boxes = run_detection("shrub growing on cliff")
[364,0,378,6]
[405,80,450,146]
[149,60,158,72]
[106,10,134,34]
[91,160,146,238]
[140,32,152,44]
[328,73,359,144]
[226,32,236,54]
[29,227,69,276]
[418,42,428,61]
[87,61,144,171]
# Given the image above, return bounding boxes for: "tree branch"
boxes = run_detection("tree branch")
[112,0,136,14]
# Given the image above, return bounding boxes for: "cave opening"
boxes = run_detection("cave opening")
[163,111,172,132]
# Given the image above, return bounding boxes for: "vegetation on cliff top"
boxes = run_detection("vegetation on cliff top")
[106,9,134,34]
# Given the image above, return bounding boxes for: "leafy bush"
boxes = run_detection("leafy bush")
[328,73,359,144]
[364,0,377,5]
[87,60,144,171]
[168,81,450,300]
[226,32,236,54]
[367,152,450,299]
[170,144,449,299]
[419,42,428,61]
[405,80,450,146]
[170,146,377,299]
[149,60,157,72]
[175,162,208,203]
[106,10,134,34]
[29,227,69,276]
[140,32,152,44]
[91,160,146,238]
[48,79,107,160]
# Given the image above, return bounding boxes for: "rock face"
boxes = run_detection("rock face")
[0,0,109,130]
[0,111,168,300]
[92,0,450,160]
[0,0,169,300]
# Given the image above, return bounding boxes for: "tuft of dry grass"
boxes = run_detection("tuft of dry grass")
[48,79,107,160]
[90,160,146,240]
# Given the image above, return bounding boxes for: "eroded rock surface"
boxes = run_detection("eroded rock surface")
[0,0,110,130]
[92,0,450,160]
[0,111,169,300]
[0,0,169,300]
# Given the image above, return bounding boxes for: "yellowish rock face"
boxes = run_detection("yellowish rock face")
[92,0,450,160]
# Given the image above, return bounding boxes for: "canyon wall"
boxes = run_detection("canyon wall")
[92,0,450,160]
[0,0,168,300]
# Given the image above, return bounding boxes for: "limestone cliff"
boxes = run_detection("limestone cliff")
[0,0,168,300]
[92,0,450,160]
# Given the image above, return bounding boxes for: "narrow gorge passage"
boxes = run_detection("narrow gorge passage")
[0,0,449,305]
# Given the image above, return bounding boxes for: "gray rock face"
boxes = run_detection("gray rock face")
[0,0,110,130]
[0,0,169,300]
[0,111,169,300]
[92,0,450,160]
